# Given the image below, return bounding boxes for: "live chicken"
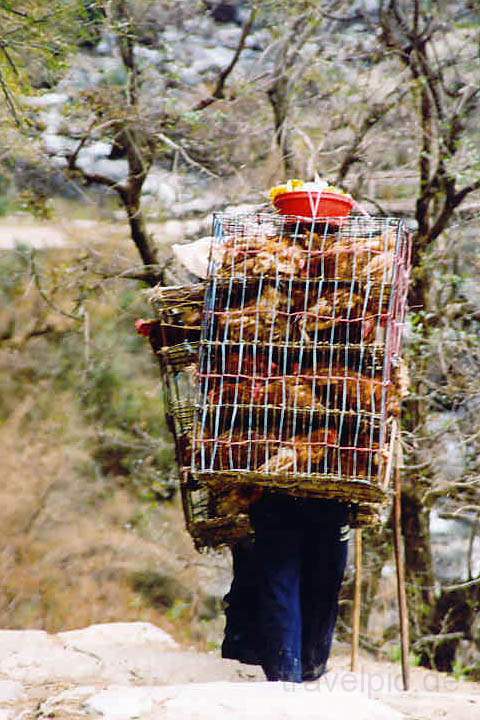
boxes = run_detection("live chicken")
[306,231,397,281]
[208,376,324,410]
[216,286,290,342]
[219,237,305,278]
[255,428,338,474]
[292,364,384,413]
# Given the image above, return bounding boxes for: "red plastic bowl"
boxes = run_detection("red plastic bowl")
[273,190,355,219]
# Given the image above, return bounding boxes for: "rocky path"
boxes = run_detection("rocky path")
[0,217,208,251]
[0,622,479,719]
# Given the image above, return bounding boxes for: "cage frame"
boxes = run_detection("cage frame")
[191,212,412,506]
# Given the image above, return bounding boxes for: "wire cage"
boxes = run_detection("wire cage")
[148,290,253,549]
[191,213,412,505]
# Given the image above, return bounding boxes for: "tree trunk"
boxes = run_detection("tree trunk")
[424,584,480,671]
[125,202,159,285]
[401,480,436,630]
[268,80,296,178]
[401,269,437,651]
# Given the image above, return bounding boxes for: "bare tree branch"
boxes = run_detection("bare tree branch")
[193,6,256,111]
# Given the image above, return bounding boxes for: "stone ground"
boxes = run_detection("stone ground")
[0,623,479,719]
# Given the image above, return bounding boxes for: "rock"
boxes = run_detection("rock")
[179,67,203,86]
[76,154,128,184]
[96,32,117,56]
[163,26,183,44]
[56,622,183,684]
[135,47,162,66]
[190,46,234,75]
[0,632,99,685]
[86,141,113,159]
[86,686,157,719]
[430,508,480,582]
[215,26,243,49]
[142,172,178,204]
[0,681,25,703]
[57,55,103,91]
[37,686,98,719]
[425,412,466,483]
[85,680,405,720]
[172,236,214,279]
[58,621,178,651]
[22,93,68,108]
[0,629,51,654]
[245,29,271,52]
[42,108,63,135]
[44,133,78,156]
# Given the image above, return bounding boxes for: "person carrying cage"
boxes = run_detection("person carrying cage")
[146,179,411,685]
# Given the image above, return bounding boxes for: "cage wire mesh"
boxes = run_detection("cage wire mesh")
[191,213,412,506]
[148,287,253,549]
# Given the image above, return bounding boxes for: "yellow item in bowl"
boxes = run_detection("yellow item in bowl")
[268,179,352,202]
[268,179,305,201]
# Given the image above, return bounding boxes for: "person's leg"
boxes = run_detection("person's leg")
[301,500,350,681]
[251,495,303,682]
[222,538,260,665]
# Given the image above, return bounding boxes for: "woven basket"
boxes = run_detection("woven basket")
[148,286,254,548]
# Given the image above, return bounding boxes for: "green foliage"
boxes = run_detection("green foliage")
[0,1,98,125]
[130,570,191,610]
[0,251,177,501]
[451,657,477,681]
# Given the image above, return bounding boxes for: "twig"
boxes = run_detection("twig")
[412,631,464,649]
[156,133,219,178]
[441,576,480,593]
[193,6,256,111]
[0,66,22,127]
[29,249,82,322]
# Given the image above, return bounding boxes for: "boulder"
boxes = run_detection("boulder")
[22,93,68,108]
[85,680,405,720]
[190,46,234,75]
[58,621,178,651]
[0,631,99,684]
[0,681,25,703]
[76,155,128,184]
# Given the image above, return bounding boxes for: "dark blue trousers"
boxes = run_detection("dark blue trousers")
[221,538,260,665]
[250,494,349,682]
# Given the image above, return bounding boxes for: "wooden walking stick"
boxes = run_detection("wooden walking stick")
[392,420,410,691]
[351,528,362,672]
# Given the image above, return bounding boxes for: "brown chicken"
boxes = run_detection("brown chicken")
[200,428,338,475]
[208,379,261,406]
[219,237,306,278]
[221,351,278,376]
[255,428,339,474]
[292,364,385,413]
[216,285,290,342]
[199,430,266,471]
[297,289,365,336]
[305,231,397,282]
[208,376,324,411]
[261,377,324,409]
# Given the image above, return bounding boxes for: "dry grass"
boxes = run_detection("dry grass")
[0,230,230,646]
[0,391,227,643]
